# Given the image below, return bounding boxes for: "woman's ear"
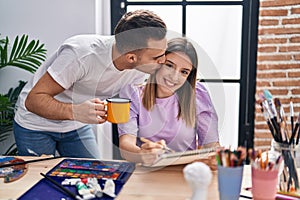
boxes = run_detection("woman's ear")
[125,53,138,63]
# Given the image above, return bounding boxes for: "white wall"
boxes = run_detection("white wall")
[0,0,113,158]
[0,0,95,93]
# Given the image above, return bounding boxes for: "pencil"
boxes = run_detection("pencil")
[239,194,252,199]
[40,173,83,200]
[140,137,174,153]
[0,156,62,168]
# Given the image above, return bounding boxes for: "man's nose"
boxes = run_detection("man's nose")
[157,55,166,64]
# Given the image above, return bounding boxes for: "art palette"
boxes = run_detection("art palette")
[19,159,135,200]
[0,156,28,183]
[46,159,135,183]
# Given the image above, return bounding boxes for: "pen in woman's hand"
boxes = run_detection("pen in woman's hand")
[159,141,175,153]
[140,137,174,153]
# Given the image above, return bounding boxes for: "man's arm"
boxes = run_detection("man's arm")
[25,72,106,124]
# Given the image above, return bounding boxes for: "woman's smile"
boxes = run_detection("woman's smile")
[163,78,177,87]
[156,52,193,98]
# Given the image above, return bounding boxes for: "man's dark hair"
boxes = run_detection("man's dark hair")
[114,10,167,53]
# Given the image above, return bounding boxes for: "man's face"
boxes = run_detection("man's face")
[134,38,167,74]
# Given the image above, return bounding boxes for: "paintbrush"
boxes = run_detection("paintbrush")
[275,98,291,143]
[295,113,300,145]
[40,173,83,200]
[289,112,299,145]
[290,97,294,136]
[261,90,282,141]
[0,156,62,168]
[261,102,278,141]
[274,98,283,123]
[258,92,280,141]
[263,90,278,121]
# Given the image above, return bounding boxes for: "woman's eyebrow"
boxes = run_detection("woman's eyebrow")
[165,59,175,64]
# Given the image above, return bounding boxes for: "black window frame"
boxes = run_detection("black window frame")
[110,0,260,159]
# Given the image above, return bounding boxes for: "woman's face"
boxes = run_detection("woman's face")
[156,52,193,98]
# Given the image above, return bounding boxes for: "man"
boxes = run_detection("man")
[13,10,167,158]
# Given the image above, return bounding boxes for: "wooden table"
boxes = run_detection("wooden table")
[116,164,252,200]
[0,157,252,200]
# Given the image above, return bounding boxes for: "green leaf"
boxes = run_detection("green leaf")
[5,62,37,73]
[9,35,19,61]
[30,54,46,61]
[0,37,9,69]
[0,33,47,152]
[17,37,26,59]
[23,40,35,55]
[0,37,6,45]
[32,40,39,52]
[0,95,12,111]
[0,81,27,143]
[1,34,47,73]
[23,56,42,66]
[15,34,28,60]
[15,59,39,68]
[6,80,27,106]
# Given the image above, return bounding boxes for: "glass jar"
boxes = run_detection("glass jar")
[271,139,299,193]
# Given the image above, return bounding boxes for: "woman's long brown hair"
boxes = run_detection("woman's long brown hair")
[142,37,198,127]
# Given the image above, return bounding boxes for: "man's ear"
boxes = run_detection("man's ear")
[125,53,138,63]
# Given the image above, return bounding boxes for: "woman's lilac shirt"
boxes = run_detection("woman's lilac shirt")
[118,82,219,152]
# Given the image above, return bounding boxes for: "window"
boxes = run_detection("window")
[111,0,259,155]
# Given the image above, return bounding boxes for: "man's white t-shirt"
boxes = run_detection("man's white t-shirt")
[14,35,146,132]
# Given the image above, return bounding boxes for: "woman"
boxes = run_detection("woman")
[118,38,219,168]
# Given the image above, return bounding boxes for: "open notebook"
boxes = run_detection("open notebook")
[143,147,216,167]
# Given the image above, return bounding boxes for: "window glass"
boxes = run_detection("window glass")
[127,5,182,34]
[188,0,242,1]
[186,5,242,79]
[128,0,182,1]
[204,82,240,148]
[125,2,250,149]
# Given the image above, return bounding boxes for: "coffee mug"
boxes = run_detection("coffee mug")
[106,98,131,123]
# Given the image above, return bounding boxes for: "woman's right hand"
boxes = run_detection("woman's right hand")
[140,138,166,165]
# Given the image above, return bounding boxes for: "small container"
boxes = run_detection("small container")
[271,139,299,192]
[217,165,244,200]
[251,166,279,200]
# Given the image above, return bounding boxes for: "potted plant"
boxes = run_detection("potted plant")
[0,34,47,155]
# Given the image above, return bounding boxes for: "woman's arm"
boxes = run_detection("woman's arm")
[201,142,220,149]
[119,134,143,163]
[119,134,165,164]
